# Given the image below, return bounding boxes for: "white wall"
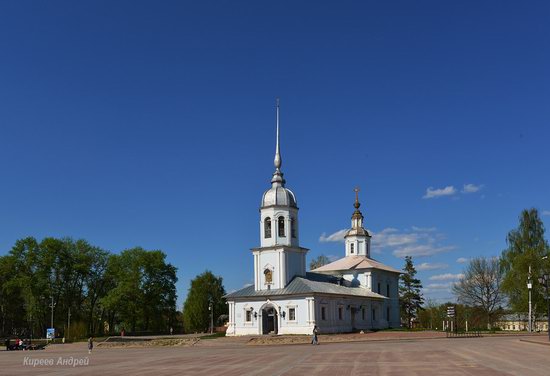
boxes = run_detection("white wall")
[253,250,281,290]
[368,270,400,328]
[314,296,388,333]
[227,295,392,336]
[227,297,314,336]
[344,235,372,257]
[253,248,307,291]
[259,207,299,248]
[286,250,306,281]
[339,270,400,328]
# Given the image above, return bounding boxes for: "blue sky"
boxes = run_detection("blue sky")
[1,1,549,306]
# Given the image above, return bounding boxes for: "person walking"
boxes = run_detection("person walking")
[311,325,319,345]
[87,337,93,354]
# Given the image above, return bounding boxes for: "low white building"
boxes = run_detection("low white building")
[496,314,549,332]
[225,102,401,336]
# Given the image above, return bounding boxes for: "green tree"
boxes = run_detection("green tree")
[453,257,505,328]
[309,255,330,270]
[101,247,178,333]
[80,244,110,337]
[183,271,227,333]
[0,237,178,339]
[0,254,26,337]
[399,256,424,328]
[500,209,550,322]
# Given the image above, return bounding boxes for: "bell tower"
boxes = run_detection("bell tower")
[252,99,308,291]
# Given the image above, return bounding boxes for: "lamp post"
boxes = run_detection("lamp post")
[528,265,532,332]
[49,296,55,331]
[208,299,213,334]
[538,273,550,341]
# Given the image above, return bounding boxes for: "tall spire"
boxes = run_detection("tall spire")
[274,98,282,170]
[271,98,285,186]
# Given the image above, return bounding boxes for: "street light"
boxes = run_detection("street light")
[208,299,213,334]
[537,273,550,341]
[528,266,532,332]
[49,296,56,340]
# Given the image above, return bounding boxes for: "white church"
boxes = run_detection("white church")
[225,103,401,335]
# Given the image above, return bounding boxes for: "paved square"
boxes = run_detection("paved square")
[1,336,549,375]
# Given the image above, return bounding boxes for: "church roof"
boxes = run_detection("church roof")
[224,274,388,299]
[312,255,401,274]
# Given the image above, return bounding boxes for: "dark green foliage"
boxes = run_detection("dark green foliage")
[101,248,178,333]
[0,237,178,339]
[183,271,227,333]
[309,255,330,270]
[500,208,550,320]
[399,256,424,328]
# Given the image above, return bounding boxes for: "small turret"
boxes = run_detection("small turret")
[344,188,372,257]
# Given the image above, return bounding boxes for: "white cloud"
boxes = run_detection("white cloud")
[456,257,469,264]
[417,262,449,271]
[429,273,464,281]
[462,183,483,194]
[372,228,421,248]
[543,210,550,216]
[392,245,455,258]
[320,225,455,259]
[426,282,455,290]
[319,229,348,243]
[411,226,437,232]
[423,186,456,199]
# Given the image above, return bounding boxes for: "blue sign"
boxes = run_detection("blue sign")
[46,328,55,339]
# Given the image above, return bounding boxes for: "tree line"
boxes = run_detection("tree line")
[3,207,545,337]
[401,208,550,329]
[0,237,178,340]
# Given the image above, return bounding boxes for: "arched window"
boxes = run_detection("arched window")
[264,269,273,284]
[278,216,285,237]
[264,217,271,238]
[291,218,296,238]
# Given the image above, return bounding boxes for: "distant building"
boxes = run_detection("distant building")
[224,102,400,336]
[496,314,549,331]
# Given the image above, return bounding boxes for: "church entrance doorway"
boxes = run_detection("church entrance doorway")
[262,305,278,334]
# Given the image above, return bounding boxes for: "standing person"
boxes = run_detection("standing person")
[311,325,319,345]
[87,337,93,354]
[170,327,173,335]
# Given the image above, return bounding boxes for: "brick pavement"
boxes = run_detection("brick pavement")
[1,334,549,375]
